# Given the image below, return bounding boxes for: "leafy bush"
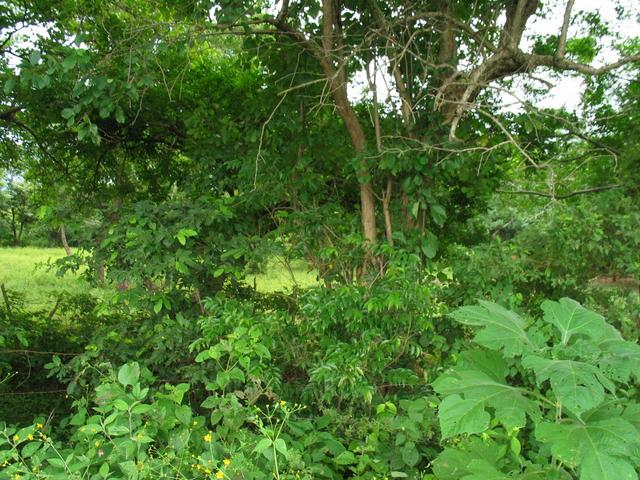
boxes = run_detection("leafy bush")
[432,298,640,479]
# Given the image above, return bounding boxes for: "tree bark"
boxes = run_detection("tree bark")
[60,224,72,256]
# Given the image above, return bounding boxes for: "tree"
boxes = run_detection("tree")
[0,179,34,245]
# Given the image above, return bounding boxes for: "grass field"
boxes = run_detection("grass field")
[248,256,318,292]
[0,247,91,310]
[0,247,317,310]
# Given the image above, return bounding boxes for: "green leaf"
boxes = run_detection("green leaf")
[61,108,75,119]
[437,394,490,438]
[115,106,126,123]
[462,459,509,479]
[175,228,197,245]
[411,201,420,219]
[401,441,420,467]
[113,399,129,411]
[433,365,537,435]
[3,77,16,94]
[131,404,152,414]
[175,405,192,425]
[48,458,67,469]
[62,54,77,71]
[253,438,272,454]
[274,438,288,458]
[536,418,640,480]
[432,438,507,479]
[334,450,356,465]
[522,356,612,415]
[421,232,439,259]
[153,299,163,314]
[450,301,537,357]
[117,362,140,387]
[29,51,41,65]
[431,204,447,227]
[541,298,607,345]
[21,441,41,458]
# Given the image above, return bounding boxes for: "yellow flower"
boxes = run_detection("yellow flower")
[36,423,44,429]
[27,434,34,441]
[215,472,224,479]
[223,458,231,466]
[203,432,212,443]
[12,434,19,442]
[279,400,286,406]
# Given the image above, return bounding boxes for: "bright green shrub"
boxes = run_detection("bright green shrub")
[431,298,640,480]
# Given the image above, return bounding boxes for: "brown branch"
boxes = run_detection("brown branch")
[497,184,624,200]
[529,52,640,75]
[556,0,575,59]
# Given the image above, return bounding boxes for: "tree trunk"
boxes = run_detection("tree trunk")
[329,78,377,247]
[10,209,18,245]
[60,224,72,256]
[319,0,377,250]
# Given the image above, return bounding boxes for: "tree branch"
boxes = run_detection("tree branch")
[497,184,624,200]
[556,0,575,59]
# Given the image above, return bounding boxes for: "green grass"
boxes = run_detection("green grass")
[0,247,91,310]
[0,248,317,310]
[248,257,318,292]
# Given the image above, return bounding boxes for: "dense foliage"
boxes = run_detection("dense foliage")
[0,0,639,478]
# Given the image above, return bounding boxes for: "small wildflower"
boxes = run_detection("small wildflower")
[12,434,19,442]
[203,432,212,443]
[27,434,34,441]
[215,472,224,479]
[36,423,44,429]
[280,400,286,406]
[223,458,231,466]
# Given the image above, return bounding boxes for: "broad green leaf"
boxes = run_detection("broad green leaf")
[432,438,507,480]
[536,418,640,480]
[433,364,538,434]
[461,459,509,480]
[596,337,640,383]
[437,395,490,438]
[522,356,613,415]
[541,298,607,345]
[450,301,537,357]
